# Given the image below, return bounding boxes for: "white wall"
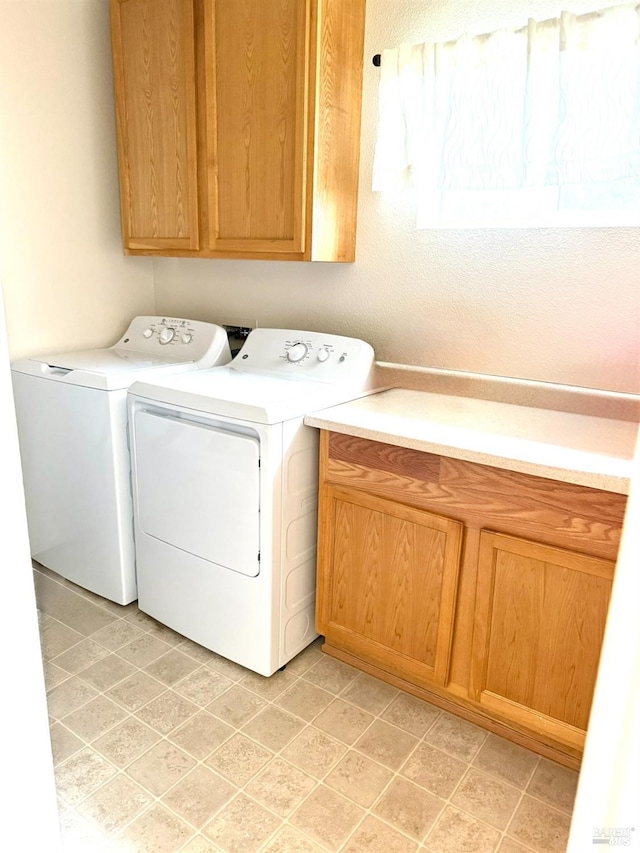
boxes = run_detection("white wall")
[153,0,639,395]
[0,278,61,853]
[0,0,154,360]
[568,433,640,850]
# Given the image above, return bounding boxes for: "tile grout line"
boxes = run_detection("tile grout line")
[38,568,577,853]
[56,652,563,852]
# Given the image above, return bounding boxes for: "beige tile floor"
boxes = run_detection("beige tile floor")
[35,564,578,853]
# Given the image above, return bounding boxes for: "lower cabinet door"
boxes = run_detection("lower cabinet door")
[317,486,463,687]
[470,531,615,749]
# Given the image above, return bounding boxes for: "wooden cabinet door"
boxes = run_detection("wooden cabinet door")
[317,486,464,687]
[111,0,199,251]
[470,531,614,750]
[204,0,309,255]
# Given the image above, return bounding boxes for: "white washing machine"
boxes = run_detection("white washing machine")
[127,328,375,676]
[11,316,231,605]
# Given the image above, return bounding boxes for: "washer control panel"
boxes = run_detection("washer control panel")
[286,342,309,363]
[112,316,231,367]
[233,328,375,386]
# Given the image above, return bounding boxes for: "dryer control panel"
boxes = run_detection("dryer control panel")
[231,328,375,387]
[113,316,231,368]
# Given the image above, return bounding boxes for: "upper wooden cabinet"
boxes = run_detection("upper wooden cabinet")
[110,0,200,252]
[110,0,366,261]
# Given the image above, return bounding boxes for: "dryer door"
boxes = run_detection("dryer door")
[133,410,260,577]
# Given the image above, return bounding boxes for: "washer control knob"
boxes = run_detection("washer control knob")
[181,333,192,344]
[159,327,176,345]
[143,328,153,339]
[317,347,331,363]
[286,342,308,363]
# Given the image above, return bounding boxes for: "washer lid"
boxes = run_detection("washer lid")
[128,366,371,424]
[11,347,195,391]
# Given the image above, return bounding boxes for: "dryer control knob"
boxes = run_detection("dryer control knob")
[317,347,330,363]
[287,342,308,363]
[143,328,153,338]
[181,333,193,344]
[159,327,176,345]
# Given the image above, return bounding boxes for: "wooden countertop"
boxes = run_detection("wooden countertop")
[305,388,638,494]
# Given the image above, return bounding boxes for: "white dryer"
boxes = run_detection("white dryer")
[127,328,375,676]
[11,316,231,604]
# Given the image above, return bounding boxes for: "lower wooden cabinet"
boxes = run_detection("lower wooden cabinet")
[315,430,627,767]
[470,531,614,751]
[316,486,463,687]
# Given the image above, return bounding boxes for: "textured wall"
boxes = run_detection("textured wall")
[4,1,632,391]
[0,284,61,852]
[153,0,639,394]
[0,0,155,360]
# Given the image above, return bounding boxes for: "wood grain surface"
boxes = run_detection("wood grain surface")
[316,430,626,761]
[471,531,613,745]
[317,483,463,688]
[111,0,199,250]
[205,0,307,253]
[326,433,626,561]
[310,0,366,261]
[113,0,365,261]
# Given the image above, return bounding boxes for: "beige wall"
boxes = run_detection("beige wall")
[0,0,154,361]
[153,0,639,395]
[0,281,61,852]
[0,0,636,393]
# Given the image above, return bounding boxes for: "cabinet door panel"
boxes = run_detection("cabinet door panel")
[205,0,308,253]
[483,550,542,712]
[331,498,383,638]
[318,486,463,687]
[471,531,614,749]
[111,0,199,250]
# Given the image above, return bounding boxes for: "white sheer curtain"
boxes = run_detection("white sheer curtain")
[373,3,640,228]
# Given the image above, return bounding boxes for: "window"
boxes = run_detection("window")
[372,3,640,228]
